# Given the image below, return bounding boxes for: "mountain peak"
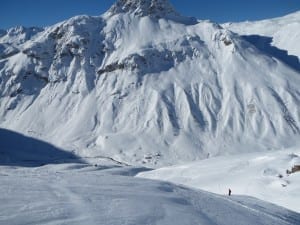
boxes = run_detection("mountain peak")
[108,0,179,17]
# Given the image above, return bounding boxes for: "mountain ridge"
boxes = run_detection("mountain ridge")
[0,2,300,166]
[108,0,179,17]
[224,10,300,60]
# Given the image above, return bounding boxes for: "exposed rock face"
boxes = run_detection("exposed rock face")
[108,0,179,17]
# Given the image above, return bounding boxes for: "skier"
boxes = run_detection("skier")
[228,188,232,196]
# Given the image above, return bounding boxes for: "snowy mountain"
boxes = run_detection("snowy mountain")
[224,11,300,60]
[1,0,300,166]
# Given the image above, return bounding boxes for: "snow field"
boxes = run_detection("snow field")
[0,163,299,225]
[138,148,300,212]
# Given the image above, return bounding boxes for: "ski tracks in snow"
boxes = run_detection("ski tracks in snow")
[49,175,98,225]
[174,187,297,225]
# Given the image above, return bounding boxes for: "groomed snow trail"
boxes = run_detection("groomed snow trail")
[0,164,299,225]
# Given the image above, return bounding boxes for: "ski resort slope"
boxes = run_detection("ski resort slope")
[224,11,300,59]
[138,148,300,212]
[0,164,300,225]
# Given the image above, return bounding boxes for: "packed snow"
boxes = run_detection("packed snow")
[138,148,300,212]
[1,163,300,225]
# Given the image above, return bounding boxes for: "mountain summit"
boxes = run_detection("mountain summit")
[108,0,179,17]
[0,5,300,166]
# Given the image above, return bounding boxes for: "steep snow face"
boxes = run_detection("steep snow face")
[0,2,300,166]
[224,11,300,59]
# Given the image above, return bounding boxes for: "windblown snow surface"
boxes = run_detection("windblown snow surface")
[0,0,300,167]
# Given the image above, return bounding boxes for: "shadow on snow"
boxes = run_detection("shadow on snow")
[242,35,300,72]
[0,128,83,167]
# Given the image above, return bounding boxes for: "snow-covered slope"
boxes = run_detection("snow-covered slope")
[1,0,300,166]
[0,26,43,45]
[1,164,299,225]
[139,148,300,212]
[224,11,300,59]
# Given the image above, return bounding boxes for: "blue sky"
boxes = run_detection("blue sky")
[0,0,299,29]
